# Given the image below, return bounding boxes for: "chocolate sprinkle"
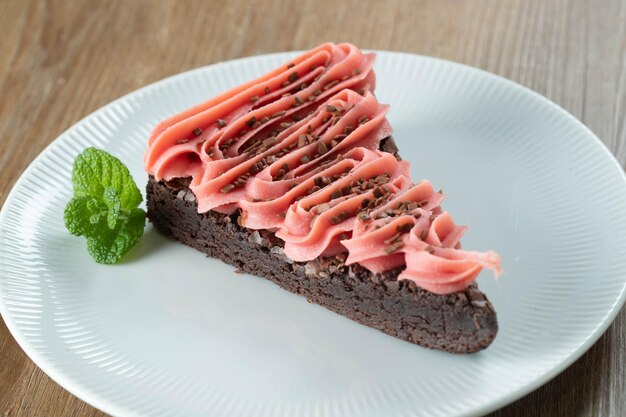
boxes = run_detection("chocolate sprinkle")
[329,216,343,225]
[245,117,257,127]
[323,80,339,90]
[384,241,404,254]
[330,189,342,199]
[271,110,287,118]
[357,212,371,221]
[384,233,401,245]
[316,203,331,214]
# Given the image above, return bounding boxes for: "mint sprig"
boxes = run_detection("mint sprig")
[64,147,146,264]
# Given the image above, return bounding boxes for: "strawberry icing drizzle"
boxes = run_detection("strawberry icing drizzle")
[145,42,501,294]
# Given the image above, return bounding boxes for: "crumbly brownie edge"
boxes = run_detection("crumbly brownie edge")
[146,177,498,353]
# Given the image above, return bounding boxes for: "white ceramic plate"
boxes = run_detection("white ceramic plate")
[1,51,626,417]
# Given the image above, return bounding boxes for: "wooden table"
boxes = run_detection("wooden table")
[1,1,624,415]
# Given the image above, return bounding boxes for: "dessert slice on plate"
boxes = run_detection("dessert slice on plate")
[145,43,502,353]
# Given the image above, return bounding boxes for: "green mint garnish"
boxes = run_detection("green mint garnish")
[64,147,146,264]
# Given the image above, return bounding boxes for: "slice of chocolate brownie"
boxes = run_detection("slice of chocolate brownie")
[147,176,498,353]
[144,42,501,353]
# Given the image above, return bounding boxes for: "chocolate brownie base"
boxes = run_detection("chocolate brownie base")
[146,177,498,353]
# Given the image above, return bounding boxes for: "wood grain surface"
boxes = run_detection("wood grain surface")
[1,0,625,416]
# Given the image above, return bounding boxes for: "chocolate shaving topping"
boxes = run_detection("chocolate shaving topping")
[384,241,404,254]
[329,215,342,225]
[357,212,371,221]
[271,110,286,119]
[316,203,330,214]
[323,80,339,90]
[384,233,401,245]
[307,185,321,195]
[245,117,257,127]
[330,189,342,200]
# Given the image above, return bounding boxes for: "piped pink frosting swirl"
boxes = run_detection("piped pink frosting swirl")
[145,42,501,295]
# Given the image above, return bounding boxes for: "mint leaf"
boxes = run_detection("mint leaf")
[64,148,146,264]
[86,208,146,264]
[72,147,142,210]
[64,195,106,237]
[103,187,122,229]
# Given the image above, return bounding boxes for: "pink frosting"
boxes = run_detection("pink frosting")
[145,42,502,295]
